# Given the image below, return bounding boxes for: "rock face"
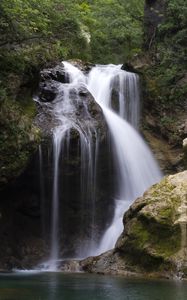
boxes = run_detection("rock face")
[142,129,184,174]
[82,171,187,279]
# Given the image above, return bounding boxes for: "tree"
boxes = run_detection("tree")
[78,0,144,63]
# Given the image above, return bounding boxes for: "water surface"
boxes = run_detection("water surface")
[0,273,187,300]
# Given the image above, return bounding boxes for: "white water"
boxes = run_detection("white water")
[43,62,99,270]
[87,64,162,254]
[40,62,162,269]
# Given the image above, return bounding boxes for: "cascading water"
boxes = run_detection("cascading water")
[43,62,99,270]
[87,64,162,254]
[39,62,162,270]
[39,145,45,238]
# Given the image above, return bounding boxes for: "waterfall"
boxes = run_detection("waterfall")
[39,62,162,269]
[87,64,162,254]
[44,62,99,269]
[39,145,45,238]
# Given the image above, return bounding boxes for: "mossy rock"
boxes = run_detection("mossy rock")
[115,171,187,274]
[81,171,187,279]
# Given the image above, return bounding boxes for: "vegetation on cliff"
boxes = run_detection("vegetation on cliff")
[141,0,187,147]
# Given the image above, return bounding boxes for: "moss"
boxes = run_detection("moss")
[125,208,181,265]
[130,220,150,249]
[159,207,172,219]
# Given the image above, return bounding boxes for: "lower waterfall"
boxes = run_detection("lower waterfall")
[39,62,162,270]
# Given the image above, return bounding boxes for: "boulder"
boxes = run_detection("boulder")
[82,171,187,279]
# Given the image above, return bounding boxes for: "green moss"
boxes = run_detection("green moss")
[126,210,181,265]
[159,206,173,221]
[130,220,150,249]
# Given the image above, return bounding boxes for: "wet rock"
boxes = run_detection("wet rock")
[59,260,82,272]
[40,64,68,83]
[38,80,62,102]
[121,63,138,74]
[81,250,144,277]
[38,63,69,103]
[35,64,107,140]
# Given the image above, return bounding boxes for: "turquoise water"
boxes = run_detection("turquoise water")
[0,272,187,300]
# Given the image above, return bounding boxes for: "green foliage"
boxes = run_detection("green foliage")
[157,0,187,72]
[142,0,187,145]
[78,0,144,63]
[0,0,90,82]
[0,0,145,75]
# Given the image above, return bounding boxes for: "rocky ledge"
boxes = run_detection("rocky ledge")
[81,171,187,279]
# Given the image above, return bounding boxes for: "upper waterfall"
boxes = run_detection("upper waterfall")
[87,64,140,128]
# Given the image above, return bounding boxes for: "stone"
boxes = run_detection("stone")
[142,129,184,174]
[38,80,62,102]
[59,260,81,272]
[121,63,138,74]
[82,171,187,279]
[35,63,107,139]
[40,64,68,83]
